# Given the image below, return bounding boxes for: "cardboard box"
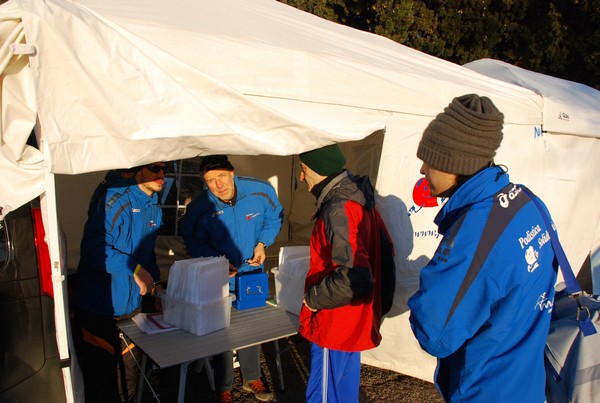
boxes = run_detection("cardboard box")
[160,292,235,336]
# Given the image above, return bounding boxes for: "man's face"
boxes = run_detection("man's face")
[299,162,322,192]
[204,169,235,201]
[136,163,166,196]
[419,162,457,197]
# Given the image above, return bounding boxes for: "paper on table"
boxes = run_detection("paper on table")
[132,313,178,334]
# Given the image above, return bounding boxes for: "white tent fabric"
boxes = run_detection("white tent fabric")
[1,0,599,396]
[0,0,543,219]
[465,59,600,138]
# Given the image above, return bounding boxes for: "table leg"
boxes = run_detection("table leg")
[136,354,147,403]
[273,339,285,391]
[178,362,190,403]
[204,357,215,391]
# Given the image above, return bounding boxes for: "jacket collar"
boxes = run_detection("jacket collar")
[312,170,348,218]
[435,166,509,230]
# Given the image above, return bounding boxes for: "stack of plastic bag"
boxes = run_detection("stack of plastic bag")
[161,256,234,336]
[271,246,310,315]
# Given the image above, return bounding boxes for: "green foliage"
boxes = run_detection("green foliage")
[278,0,600,89]
[278,0,344,22]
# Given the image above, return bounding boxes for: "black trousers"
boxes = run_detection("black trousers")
[72,309,141,403]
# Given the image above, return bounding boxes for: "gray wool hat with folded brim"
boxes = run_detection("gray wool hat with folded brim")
[417,94,504,176]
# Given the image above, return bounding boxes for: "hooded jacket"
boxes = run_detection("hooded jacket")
[408,166,557,402]
[299,170,392,352]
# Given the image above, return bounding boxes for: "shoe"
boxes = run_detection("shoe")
[217,390,233,403]
[242,379,273,402]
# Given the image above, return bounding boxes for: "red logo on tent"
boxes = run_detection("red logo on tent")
[413,178,438,208]
[408,178,443,216]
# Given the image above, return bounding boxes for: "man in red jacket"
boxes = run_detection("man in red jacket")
[298,144,394,403]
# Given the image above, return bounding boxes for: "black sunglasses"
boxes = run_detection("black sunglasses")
[146,164,168,174]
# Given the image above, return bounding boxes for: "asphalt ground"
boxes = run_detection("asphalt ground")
[140,333,444,403]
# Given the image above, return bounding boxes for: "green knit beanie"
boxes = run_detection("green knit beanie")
[299,144,346,176]
[417,94,504,175]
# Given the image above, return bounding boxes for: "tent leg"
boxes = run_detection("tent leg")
[41,140,76,403]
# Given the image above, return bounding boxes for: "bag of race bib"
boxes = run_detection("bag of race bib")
[523,187,600,402]
[544,284,600,402]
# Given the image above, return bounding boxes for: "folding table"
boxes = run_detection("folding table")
[117,303,299,403]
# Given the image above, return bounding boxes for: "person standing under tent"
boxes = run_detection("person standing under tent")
[408,94,558,402]
[72,162,167,403]
[298,144,395,403]
[181,155,284,403]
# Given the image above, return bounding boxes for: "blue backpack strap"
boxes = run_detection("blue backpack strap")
[444,183,530,325]
[521,186,597,336]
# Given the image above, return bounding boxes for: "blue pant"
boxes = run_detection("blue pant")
[306,343,361,403]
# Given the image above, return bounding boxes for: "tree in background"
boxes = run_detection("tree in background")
[279,0,600,89]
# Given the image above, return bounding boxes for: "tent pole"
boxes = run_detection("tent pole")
[40,139,76,403]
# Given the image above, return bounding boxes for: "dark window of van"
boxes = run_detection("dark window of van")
[0,204,65,402]
[0,218,9,272]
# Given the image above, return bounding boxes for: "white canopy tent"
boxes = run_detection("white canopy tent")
[1,0,598,400]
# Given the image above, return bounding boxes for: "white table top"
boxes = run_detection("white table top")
[117,303,299,368]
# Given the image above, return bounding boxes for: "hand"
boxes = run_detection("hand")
[152,283,164,311]
[133,266,154,295]
[303,298,317,312]
[151,282,164,295]
[228,262,238,278]
[247,242,266,266]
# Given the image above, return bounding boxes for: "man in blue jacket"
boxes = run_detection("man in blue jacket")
[182,155,283,403]
[408,94,558,402]
[72,162,166,403]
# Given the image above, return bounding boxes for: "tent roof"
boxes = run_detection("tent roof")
[464,59,600,138]
[3,0,543,172]
[1,0,542,217]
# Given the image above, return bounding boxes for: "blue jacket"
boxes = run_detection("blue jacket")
[181,176,284,290]
[408,167,557,402]
[74,181,162,317]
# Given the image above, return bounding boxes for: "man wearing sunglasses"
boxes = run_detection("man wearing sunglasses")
[72,162,167,403]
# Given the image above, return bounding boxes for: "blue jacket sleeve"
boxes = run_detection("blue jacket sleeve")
[255,184,284,247]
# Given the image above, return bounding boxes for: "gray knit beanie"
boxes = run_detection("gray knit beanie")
[417,94,504,175]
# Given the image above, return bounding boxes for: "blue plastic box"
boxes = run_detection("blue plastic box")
[233,272,268,310]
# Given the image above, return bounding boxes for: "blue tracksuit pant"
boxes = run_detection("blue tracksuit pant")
[306,342,361,403]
